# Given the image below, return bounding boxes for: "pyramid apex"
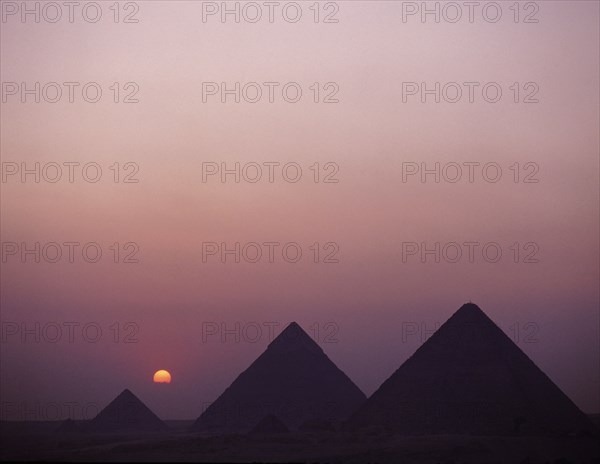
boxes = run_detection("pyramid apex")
[444,302,492,327]
[284,321,301,331]
[268,321,321,352]
[459,302,483,311]
[279,321,308,338]
[113,389,143,406]
[280,321,300,330]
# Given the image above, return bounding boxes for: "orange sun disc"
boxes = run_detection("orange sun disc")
[153,370,172,383]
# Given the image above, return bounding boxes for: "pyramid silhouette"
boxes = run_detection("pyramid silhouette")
[346,303,594,436]
[87,389,168,433]
[248,414,290,435]
[193,322,366,434]
[55,418,79,434]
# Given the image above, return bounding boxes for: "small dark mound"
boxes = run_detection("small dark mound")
[299,418,336,432]
[248,415,290,435]
[55,418,78,434]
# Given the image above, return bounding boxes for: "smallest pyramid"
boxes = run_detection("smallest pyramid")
[55,418,78,434]
[249,415,290,435]
[87,389,168,433]
[299,418,336,433]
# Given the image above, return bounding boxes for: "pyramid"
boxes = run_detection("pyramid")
[345,303,594,436]
[248,414,290,435]
[87,389,168,433]
[299,418,336,433]
[55,418,79,434]
[193,322,366,434]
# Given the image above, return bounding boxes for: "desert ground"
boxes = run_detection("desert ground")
[1,418,599,463]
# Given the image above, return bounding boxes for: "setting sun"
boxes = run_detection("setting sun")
[153,370,172,384]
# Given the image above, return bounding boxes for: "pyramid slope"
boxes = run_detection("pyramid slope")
[345,303,594,436]
[87,389,168,433]
[193,322,366,434]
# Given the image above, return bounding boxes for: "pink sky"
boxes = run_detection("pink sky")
[1,1,598,419]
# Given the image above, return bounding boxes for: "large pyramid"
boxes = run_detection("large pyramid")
[345,303,594,436]
[193,322,366,434]
[87,388,168,433]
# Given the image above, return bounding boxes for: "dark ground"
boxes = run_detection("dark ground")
[1,418,599,463]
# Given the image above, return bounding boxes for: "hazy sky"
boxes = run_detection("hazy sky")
[1,1,598,420]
